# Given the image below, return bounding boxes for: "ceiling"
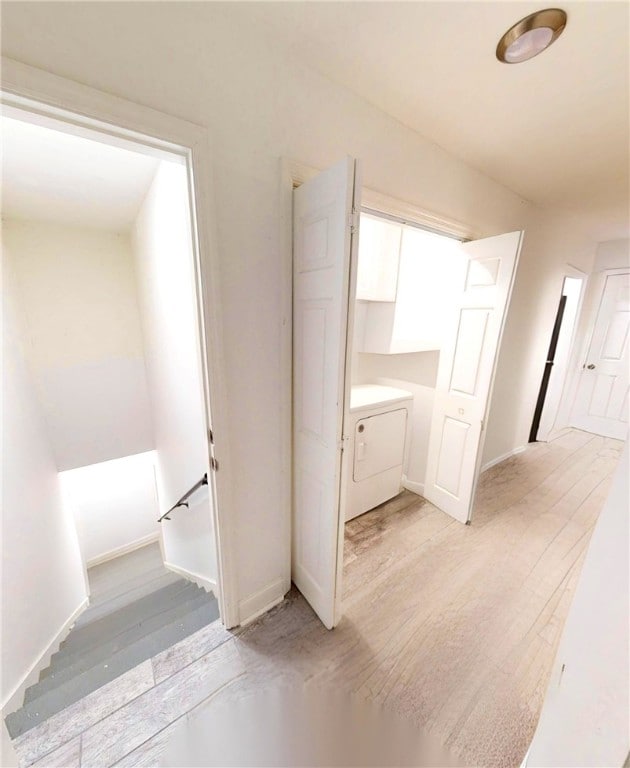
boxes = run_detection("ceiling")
[243,1,629,242]
[1,117,159,231]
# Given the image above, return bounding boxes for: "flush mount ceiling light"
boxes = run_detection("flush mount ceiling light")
[496,8,567,64]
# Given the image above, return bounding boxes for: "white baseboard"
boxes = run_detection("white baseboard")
[163,560,217,595]
[238,578,286,627]
[2,596,89,714]
[86,532,160,568]
[481,445,526,473]
[402,476,424,496]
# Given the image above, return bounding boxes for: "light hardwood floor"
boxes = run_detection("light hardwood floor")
[12,430,623,768]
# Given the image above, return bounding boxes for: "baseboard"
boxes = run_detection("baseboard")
[481,445,526,473]
[538,425,572,443]
[163,560,217,595]
[86,532,160,568]
[402,476,424,496]
[1,596,89,714]
[238,578,286,627]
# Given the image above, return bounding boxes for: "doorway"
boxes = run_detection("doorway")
[1,95,228,618]
[529,275,585,442]
[291,157,522,628]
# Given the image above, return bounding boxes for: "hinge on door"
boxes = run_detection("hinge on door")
[347,209,360,234]
[208,428,214,445]
[210,456,219,472]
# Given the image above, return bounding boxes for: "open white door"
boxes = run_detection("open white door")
[424,231,523,524]
[571,270,629,439]
[292,157,360,629]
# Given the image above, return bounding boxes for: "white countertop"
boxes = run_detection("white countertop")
[350,384,414,413]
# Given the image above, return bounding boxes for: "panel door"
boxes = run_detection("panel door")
[293,157,360,629]
[424,231,523,523]
[571,271,630,439]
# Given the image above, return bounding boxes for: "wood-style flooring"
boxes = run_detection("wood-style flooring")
[11,430,623,768]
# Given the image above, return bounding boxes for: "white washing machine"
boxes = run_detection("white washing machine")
[345,384,414,522]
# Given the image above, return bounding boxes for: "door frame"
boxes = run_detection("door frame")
[283,159,483,609]
[534,265,587,442]
[2,57,239,628]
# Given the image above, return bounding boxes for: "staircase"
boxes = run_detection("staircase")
[5,578,219,738]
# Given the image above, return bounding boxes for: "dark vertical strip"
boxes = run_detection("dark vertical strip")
[529,294,568,442]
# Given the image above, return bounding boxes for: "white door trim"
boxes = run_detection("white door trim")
[286,159,478,241]
[1,57,239,628]
[537,265,588,442]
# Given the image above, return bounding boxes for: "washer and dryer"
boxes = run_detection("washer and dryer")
[345,384,414,522]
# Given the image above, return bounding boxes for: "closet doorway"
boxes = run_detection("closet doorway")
[291,157,522,628]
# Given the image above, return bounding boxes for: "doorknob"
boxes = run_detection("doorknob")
[586,363,596,370]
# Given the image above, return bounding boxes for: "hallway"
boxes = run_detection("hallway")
[10,430,623,767]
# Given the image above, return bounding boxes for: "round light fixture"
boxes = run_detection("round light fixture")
[496,8,567,64]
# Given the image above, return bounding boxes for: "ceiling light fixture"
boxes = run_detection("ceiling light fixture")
[496,8,567,64]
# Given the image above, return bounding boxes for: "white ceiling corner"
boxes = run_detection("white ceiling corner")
[1,116,159,231]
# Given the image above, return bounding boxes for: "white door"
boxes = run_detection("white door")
[292,157,360,629]
[424,231,523,524]
[571,271,629,439]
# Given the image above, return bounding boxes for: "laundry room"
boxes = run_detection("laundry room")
[345,212,467,524]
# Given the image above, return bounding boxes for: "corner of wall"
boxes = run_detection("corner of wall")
[237,578,287,627]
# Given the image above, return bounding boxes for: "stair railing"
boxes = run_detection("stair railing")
[158,474,208,522]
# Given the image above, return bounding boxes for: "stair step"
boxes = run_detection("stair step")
[28,591,213,701]
[6,599,220,739]
[55,580,198,658]
[76,569,183,626]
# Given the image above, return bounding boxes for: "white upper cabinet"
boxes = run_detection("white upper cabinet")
[355,214,401,301]
[358,220,463,354]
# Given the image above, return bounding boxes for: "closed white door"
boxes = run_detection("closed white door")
[292,157,360,629]
[571,271,629,439]
[424,231,523,524]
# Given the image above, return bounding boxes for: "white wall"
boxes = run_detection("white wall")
[132,160,217,587]
[594,238,629,271]
[526,440,629,767]
[1,3,601,619]
[60,451,160,565]
[4,219,154,470]
[1,247,87,709]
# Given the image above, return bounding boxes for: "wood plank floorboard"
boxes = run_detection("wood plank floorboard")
[12,430,623,768]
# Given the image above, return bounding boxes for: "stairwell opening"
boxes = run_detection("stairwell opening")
[2,104,224,736]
